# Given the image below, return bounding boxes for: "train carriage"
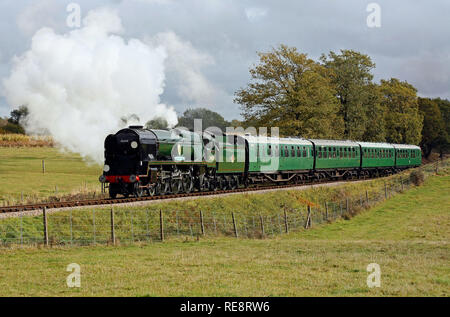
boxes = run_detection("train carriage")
[242,135,314,183]
[359,142,395,176]
[392,144,422,169]
[309,139,360,179]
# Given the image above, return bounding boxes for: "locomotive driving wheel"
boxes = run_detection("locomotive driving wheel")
[218,176,227,190]
[133,182,143,197]
[182,175,193,193]
[147,185,156,196]
[171,179,182,194]
[209,178,218,191]
[159,179,170,195]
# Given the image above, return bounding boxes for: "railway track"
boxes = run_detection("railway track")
[0,178,356,213]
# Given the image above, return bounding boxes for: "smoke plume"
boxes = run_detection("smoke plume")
[3,7,178,163]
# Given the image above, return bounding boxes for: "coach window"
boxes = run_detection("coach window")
[291,146,295,157]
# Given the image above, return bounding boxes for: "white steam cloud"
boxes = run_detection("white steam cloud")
[150,31,218,105]
[3,8,178,163]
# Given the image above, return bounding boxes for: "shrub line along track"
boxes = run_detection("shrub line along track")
[0,177,371,214]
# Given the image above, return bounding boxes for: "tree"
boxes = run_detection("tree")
[321,50,380,140]
[8,105,29,125]
[229,119,244,128]
[433,98,450,157]
[379,78,422,145]
[1,122,25,134]
[146,117,169,130]
[235,45,342,138]
[177,108,230,131]
[418,98,446,158]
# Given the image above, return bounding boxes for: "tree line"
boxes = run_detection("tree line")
[234,45,449,158]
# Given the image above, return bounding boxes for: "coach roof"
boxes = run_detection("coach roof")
[358,142,394,149]
[308,139,360,147]
[241,135,313,146]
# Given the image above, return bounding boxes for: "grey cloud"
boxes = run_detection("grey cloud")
[1,0,450,119]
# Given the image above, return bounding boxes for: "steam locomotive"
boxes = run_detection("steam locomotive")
[99,125,421,198]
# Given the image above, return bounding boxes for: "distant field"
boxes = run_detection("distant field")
[0,147,101,204]
[0,134,54,147]
[0,172,448,296]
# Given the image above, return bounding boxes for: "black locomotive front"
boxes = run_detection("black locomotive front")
[100,126,157,198]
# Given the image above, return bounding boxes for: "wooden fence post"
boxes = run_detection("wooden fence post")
[42,160,45,174]
[346,198,350,214]
[304,205,312,229]
[110,207,116,245]
[260,215,265,238]
[401,178,404,191]
[200,210,205,236]
[70,210,73,246]
[159,209,164,241]
[43,207,48,246]
[384,182,388,199]
[93,209,96,244]
[325,202,328,220]
[284,210,289,233]
[232,212,238,238]
[365,190,369,205]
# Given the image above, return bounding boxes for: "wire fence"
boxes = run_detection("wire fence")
[0,160,448,247]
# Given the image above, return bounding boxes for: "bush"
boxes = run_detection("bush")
[410,169,425,186]
[1,122,25,134]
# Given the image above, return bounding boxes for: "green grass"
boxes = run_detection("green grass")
[0,147,101,204]
[0,173,448,296]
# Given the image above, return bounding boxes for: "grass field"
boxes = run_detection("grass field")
[0,172,448,296]
[0,147,101,204]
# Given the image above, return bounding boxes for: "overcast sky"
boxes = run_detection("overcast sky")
[0,0,449,120]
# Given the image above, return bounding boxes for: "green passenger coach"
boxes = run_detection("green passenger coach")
[392,144,422,168]
[309,139,360,179]
[242,135,314,183]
